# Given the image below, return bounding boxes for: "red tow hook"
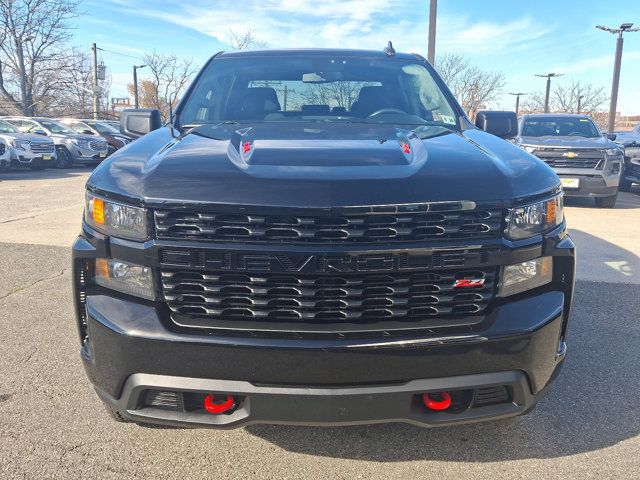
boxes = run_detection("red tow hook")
[422,391,452,411]
[203,394,236,414]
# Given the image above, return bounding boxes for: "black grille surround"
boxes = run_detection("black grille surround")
[161,266,498,336]
[154,202,503,245]
[531,148,604,169]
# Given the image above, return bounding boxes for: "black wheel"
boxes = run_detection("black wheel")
[54,146,74,168]
[595,193,618,208]
[0,161,9,173]
[103,404,132,423]
[618,176,632,192]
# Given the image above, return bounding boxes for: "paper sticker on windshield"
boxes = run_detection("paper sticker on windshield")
[579,119,589,122]
[432,110,442,121]
[441,115,456,125]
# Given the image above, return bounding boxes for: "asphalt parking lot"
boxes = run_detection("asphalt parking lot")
[1,167,639,479]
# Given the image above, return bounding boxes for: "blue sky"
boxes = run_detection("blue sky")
[74,0,640,114]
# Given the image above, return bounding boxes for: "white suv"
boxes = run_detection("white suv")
[0,137,9,172]
[0,119,56,170]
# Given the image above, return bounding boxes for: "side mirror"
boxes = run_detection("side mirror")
[82,129,95,135]
[475,111,518,139]
[120,109,162,138]
[606,133,617,141]
[34,129,47,136]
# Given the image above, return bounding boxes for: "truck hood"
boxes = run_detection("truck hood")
[519,135,616,149]
[89,123,560,208]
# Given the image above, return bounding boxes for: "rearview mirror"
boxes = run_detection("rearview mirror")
[120,109,162,138]
[475,111,518,139]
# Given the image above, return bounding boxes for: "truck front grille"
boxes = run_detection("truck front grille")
[29,141,54,153]
[155,203,503,245]
[532,148,604,169]
[89,139,108,151]
[161,266,497,334]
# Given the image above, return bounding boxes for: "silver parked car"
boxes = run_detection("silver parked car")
[515,114,624,208]
[0,119,57,171]
[3,117,109,168]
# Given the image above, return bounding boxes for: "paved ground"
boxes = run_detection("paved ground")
[1,168,639,479]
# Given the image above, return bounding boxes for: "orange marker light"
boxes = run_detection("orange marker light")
[95,258,110,279]
[93,198,105,225]
[546,199,556,226]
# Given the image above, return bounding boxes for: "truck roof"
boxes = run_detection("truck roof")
[216,48,421,61]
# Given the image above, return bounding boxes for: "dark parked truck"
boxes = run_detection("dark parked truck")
[72,47,575,428]
[514,114,624,208]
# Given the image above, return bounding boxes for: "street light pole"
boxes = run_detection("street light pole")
[92,43,99,120]
[133,65,146,109]
[577,95,584,114]
[427,0,437,64]
[596,23,639,132]
[509,92,527,117]
[534,73,563,113]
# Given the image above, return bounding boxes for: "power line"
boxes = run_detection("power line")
[96,47,143,61]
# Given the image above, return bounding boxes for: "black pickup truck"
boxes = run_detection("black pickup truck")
[72,46,575,428]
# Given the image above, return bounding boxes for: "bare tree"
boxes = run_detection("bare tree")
[522,81,608,116]
[227,29,268,51]
[0,0,80,115]
[297,81,373,110]
[435,54,505,119]
[127,50,197,119]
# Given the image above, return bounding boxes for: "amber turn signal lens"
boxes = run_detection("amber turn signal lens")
[92,198,105,225]
[95,258,110,279]
[546,199,556,226]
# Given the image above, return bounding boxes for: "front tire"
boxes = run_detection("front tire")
[103,404,132,423]
[595,193,618,208]
[54,146,74,169]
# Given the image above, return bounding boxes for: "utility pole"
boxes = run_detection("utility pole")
[283,85,288,111]
[509,92,527,117]
[133,65,146,109]
[427,0,437,64]
[92,43,99,120]
[577,94,584,114]
[534,73,563,113]
[596,23,639,132]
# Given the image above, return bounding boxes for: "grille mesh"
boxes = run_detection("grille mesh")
[29,141,55,153]
[162,267,497,330]
[89,139,108,151]
[532,149,604,169]
[155,204,503,245]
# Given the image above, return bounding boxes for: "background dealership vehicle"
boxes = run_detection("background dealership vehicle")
[58,118,133,154]
[618,139,640,191]
[3,117,109,168]
[614,122,640,144]
[73,47,575,429]
[0,118,56,171]
[515,114,623,208]
[0,136,9,172]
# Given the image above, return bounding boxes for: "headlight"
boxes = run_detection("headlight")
[11,139,30,150]
[73,138,91,148]
[85,192,148,240]
[95,258,154,299]
[605,147,623,156]
[506,194,563,240]
[522,145,536,153]
[499,257,553,297]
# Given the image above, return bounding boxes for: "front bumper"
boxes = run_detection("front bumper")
[555,167,620,197]
[66,143,108,163]
[73,223,575,428]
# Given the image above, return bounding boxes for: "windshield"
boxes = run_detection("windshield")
[521,117,600,138]
[86,121,119,134]
[179,56,459,128]
[0,119,19,134]
[39,120,77,135]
